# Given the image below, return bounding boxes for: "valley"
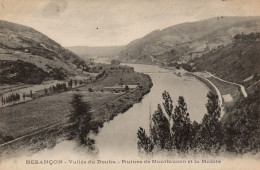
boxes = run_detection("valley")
[0,15,259,162]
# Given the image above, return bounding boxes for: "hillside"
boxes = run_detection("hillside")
[221,85,260,154]
[193,33,260,87]
[119,16,260,63]
[67,46,125,59]
[0,20,86,84]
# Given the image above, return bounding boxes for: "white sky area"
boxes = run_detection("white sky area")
[0,0,260,47]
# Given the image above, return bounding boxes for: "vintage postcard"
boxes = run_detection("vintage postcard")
[0,0,259,170]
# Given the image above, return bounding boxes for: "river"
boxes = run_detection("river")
[94,63,209,159]
[2,63,210,163]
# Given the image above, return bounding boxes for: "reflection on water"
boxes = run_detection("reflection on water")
[3,64,210,161]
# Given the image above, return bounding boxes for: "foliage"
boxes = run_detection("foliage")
[137,91,233,156]
[111,59,121,65]
[70,93,92,145]
[48,68,66,80]
[1,93,20,105]
[137,127,154,155]
[137,91,194,154]
[181,63,192,71]
[172,96,192,153]
[196,92,223,154]
[0,60,67,85]
[223,87,260,154]
[150,104,172,150]
[68,79,73,88]
[162,91,173,119]
[125,84,129,92]
[193,33,260,84]
[234,32,260,42]
[0,60,48,84]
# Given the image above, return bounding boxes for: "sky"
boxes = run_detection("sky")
[0,0,260,47]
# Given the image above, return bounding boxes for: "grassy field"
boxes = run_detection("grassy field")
[0,91,119,138]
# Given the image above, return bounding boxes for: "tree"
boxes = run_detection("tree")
[44,88,48,95]
[162,91,173,120]
[172,96,192,153]
[62,83,68,91]
[68,79,73,88]
[196,92,223,154]
[119,78,123,85]
[137,127,154,155]
[223,88,260,154]
[189,121,200,151]
[70,93,92,145]
[137,91,226,156]
[125,84,129,92]
[111,59,121,65]
[137,92,192,154]
[150,104,172,151]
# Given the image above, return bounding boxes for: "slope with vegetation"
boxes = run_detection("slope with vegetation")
[193,32,260,87]
[0,20,87,84]
[119,16,260,64]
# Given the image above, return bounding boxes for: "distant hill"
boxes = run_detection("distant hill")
[67,46,125,59]
[0,20,86,84]
[192,32,260,87]
[119,16,260,63]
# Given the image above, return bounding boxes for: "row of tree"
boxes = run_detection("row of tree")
[49,83,68,94]
[1,91,33,106]
[137,90,259,156]
[68,79,85,88]
[45,80,85,95]
[1,79,88,106]
[1,93,21,105]
[46,79,87,95]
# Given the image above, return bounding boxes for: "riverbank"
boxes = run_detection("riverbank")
[0,65,153,160]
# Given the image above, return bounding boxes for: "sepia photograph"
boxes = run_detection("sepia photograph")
[0,0,259,170]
